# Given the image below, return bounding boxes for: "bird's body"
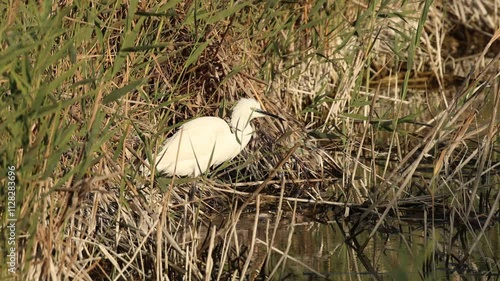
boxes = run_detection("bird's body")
[148,98,281,177]
[154,116,252,176]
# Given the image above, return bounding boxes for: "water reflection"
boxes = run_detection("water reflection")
[211,212,499,280]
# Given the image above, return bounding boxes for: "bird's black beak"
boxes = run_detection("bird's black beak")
[256,109,285,121]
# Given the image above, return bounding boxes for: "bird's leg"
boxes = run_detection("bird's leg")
[188,180,197,202]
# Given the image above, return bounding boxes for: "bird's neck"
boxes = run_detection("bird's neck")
[230,116,254,147]
[230,116,256,143]
[230,115,252,133]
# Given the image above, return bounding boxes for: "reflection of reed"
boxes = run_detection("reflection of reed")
[264,218,497,279]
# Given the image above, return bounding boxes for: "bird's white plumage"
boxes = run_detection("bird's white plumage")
[147,98,277,177]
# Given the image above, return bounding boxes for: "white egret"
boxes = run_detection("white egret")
[146,98,283,177]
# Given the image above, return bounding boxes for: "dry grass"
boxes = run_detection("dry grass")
[0,0,499,280]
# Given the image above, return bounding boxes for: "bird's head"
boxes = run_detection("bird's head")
[230,98,283,130]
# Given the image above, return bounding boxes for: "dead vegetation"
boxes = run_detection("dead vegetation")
[0,0,499,280]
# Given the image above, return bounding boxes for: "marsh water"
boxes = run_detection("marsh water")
[225,212,499,280]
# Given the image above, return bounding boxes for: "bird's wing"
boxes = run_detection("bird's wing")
[155,117,232,175]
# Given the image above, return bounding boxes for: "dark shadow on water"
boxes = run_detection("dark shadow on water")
[212,212,500,280]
